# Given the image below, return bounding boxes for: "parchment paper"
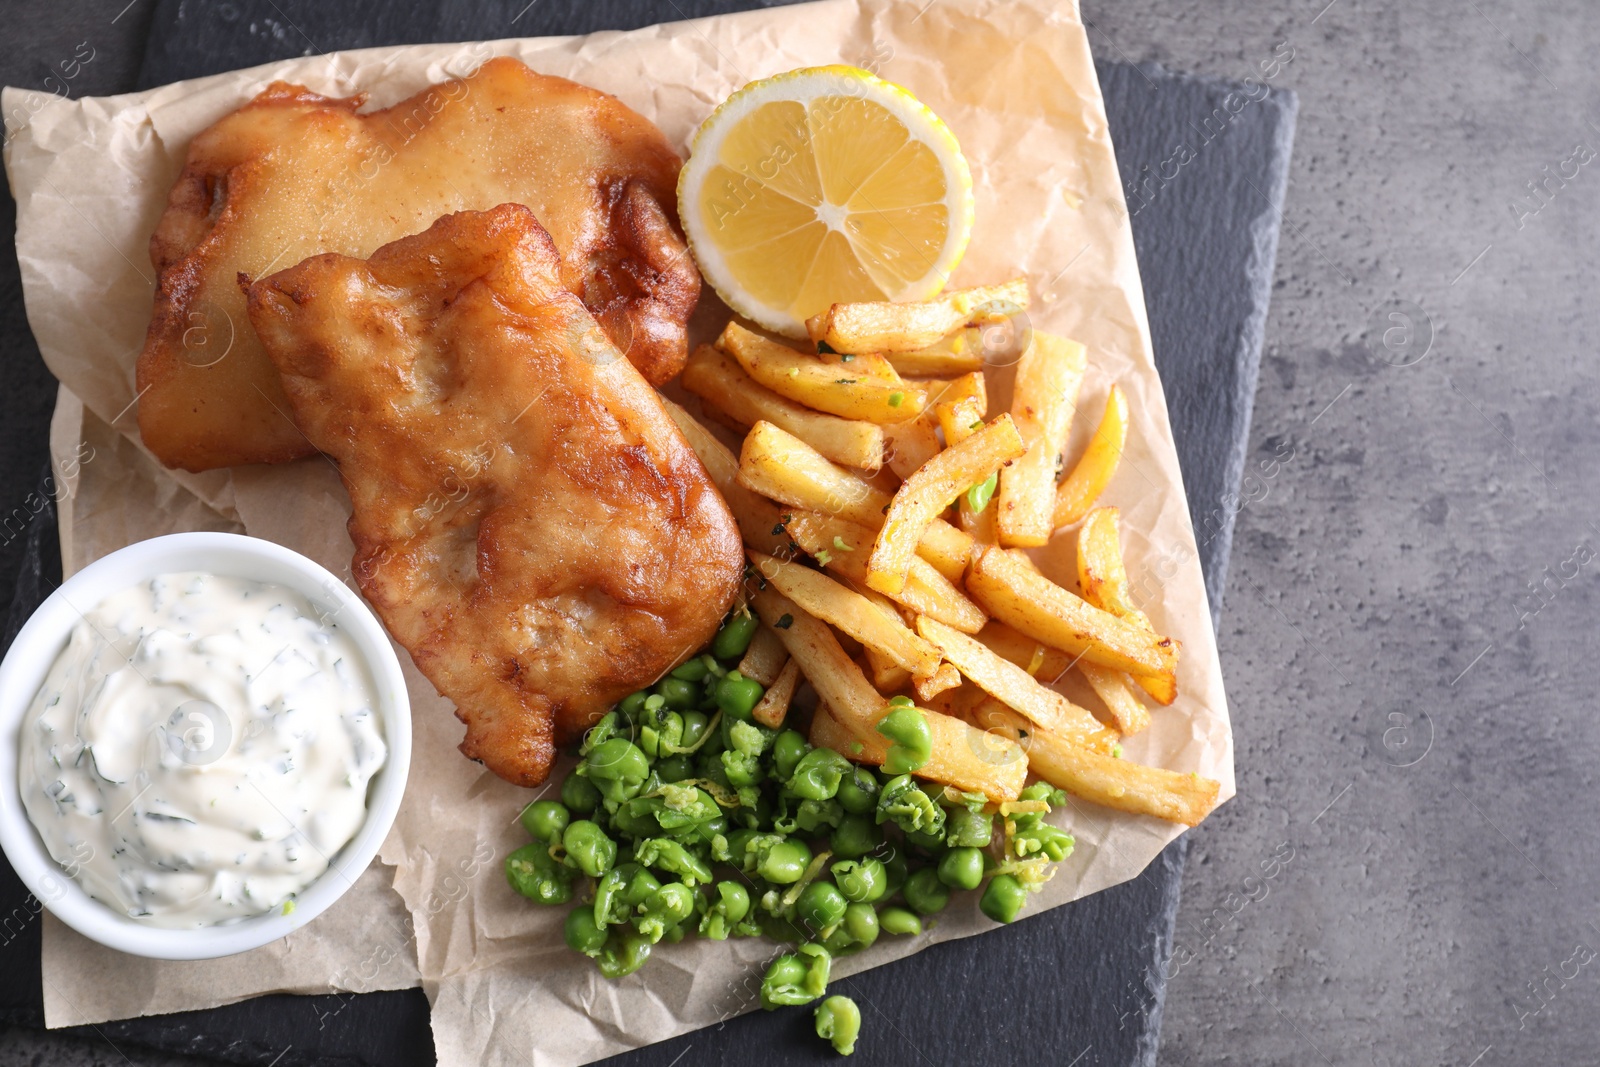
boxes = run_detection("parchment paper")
[4,1,1235,1062]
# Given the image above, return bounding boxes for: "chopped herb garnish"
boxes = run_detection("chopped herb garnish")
[832,536,854,552]
[835,378,857,385]
[771,514,792,536]
[815,549,833,566]
[888,391,905,407]
[774,613,794,630]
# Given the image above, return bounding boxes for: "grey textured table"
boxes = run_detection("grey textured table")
[6,0,1596,1065]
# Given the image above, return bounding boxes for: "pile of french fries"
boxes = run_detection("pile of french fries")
[671,281,1221,827]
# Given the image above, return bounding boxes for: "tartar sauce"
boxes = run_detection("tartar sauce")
[19,571,387,927]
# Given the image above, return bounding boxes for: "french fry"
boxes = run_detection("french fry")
[863,645,913,693]
[805,279,1030,354]
[883,328,987,377]
[916,616,1118,754]
[912,661,962,702]
[748,550,941,677]
[810,704,888,763]
[974,621,1075,683]
[1075,508,1175,705]
[663,401,792,556]
[785,512,987,633]
[682,345,885,470]
[719,322,926,423]
[931,372,988,448]
[751,657,801,729]
[969,699,1217,826]
[737,422,973,580]
[883,415,942,481]
[1054,385,1129,528]
[737,623,790,687]
[1078,662,1151,735]
[966,545,1179,682]
[1074,506,1148,624]
[751,587,1025,800]
[997,333,1087,547]
[813,349,900,379]
[867,415,1025,596]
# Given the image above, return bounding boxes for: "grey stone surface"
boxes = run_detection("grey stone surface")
[1083,2,1600,1065]
[4,0,1598,1064]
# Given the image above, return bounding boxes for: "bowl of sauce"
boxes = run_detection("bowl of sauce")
[0,532,410,959]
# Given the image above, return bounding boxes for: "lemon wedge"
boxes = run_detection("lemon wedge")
[678,66,975,338]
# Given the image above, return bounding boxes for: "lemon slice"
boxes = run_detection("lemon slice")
[679,66,975,338]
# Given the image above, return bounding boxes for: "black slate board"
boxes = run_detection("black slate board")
[0,4,1295,1064]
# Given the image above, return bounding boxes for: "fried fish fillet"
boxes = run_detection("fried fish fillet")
[140,56,699,471]
[245,205,742,787]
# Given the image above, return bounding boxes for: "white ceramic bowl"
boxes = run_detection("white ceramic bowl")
[0,532,410,960]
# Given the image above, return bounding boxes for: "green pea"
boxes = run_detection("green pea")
[903,867,951,915]
[677,709,711,751]
[876,706,932,775]
[633,837,714,886]
[562,820,617,878]
[829,815,882,860]
[835,764,880,815]
[877,904,922,936]
[760,954,813,1009]
[656,676,699,710]
[582,738,650,802]
[831,858,887,903]
[622,866,662,907]
[792,797,845,835]
[755,837,813,884]
[904,826,946,853]
[634,882,697,943]
[579,710,627,755]
[943,806,993,848]
[814,995,862,1056]
[937,847,985,891]
[717,828,759,867]
[611,797,665,839]
[840,901,879,950]
[715,671,765,720]
[564,906,608,956]
[670,657,711,681]
[881,850,909,899]
[592,864,637,926]
[519,799,570,843]
[560,773,601,815]
[789,747,852,801]
[639,709,683,759]
[876,774,946,837]
[698,880,752,940]
[980,872,1029,923]
[656,754,694,782]
[722,748,764,788]
[595,928,653,978]
[712,612,760,660]
[618,690,649,718]
[1014,822,1075,862]
[795,880,848,931]
[504,844,575,905]
[772,730,811,781]
[820,903,879,953]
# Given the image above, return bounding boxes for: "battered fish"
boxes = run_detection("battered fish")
[246,205,742,787]
[140,57,699,471]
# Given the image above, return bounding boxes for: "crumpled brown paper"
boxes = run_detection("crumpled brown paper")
[3,0,1234,1062]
